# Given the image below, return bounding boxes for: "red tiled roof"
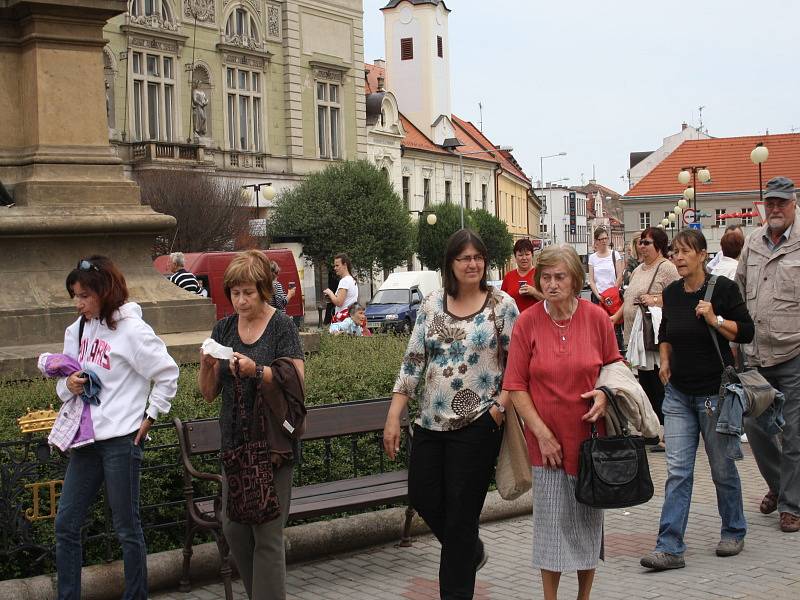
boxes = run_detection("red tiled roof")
[625,133,800,198]
[452,116,531,183]
[365,63,531,183]
[399,114,450,155]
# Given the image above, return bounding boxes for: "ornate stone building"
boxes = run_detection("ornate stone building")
[103,0,367,207]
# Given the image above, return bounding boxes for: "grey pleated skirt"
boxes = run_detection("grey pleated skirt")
[531,467,604,572]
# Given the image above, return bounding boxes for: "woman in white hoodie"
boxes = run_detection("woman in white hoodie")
[54,256,179,600]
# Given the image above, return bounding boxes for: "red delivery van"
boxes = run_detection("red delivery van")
[154,249,304,322]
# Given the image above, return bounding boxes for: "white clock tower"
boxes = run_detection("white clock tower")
[381,0,455,145]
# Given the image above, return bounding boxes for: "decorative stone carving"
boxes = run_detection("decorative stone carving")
[130,37,180,53]
[223,53,266,70]
[184,0,215,23]
[312,67,343,83]
[129,13,179,32]
[224,34,262,51]
[267,4,281,39]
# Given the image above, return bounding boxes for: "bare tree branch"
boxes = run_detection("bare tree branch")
[136,170,253,256]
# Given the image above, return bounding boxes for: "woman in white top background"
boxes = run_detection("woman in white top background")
[323,253,359,320]
[709,228,745,281]
[588,227,624,303]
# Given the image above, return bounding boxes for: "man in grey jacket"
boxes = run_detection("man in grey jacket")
[736,176,800,533]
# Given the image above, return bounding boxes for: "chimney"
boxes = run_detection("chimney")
[377,76,385,92]
[681,122,688,130]
[373,58,385,70]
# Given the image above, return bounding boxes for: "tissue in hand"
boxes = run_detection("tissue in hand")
[201,338,234,360]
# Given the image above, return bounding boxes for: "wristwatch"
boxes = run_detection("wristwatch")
[714,315,724,329]
[492,400,506,413]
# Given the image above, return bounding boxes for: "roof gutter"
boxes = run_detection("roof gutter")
[623,189,762,202]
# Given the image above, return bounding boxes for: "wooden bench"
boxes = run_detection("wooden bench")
[173,397,412,599]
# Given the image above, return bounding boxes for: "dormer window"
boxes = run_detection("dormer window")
[130,0,173,22]
[226,8,260,43]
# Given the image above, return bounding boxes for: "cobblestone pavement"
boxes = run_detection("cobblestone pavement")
[153,446,800,599]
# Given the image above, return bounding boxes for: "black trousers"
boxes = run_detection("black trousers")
[409,411,503,600]
[638,367,665,424]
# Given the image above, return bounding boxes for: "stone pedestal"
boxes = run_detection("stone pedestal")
[0,0,214,347]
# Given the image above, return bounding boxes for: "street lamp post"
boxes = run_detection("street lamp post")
[750,143,769,202]
[241,183,276,240]
[539,152,567,243]
[455,146,514,229]
[678,166,711,217]
[241,182,276,220]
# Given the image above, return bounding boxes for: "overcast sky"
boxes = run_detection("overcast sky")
[363,0,800,194]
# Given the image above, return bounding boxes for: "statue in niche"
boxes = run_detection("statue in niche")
[192,88,208,136]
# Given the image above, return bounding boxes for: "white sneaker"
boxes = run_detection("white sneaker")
[741,434,748,443]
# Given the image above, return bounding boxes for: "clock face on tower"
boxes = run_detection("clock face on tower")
[400,7,412,24]
[436,6,443,25]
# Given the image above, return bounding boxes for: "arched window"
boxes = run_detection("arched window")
[225,7,260,42]
[130,0,174,23]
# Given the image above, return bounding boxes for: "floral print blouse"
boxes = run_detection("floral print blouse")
[393,287,519,431]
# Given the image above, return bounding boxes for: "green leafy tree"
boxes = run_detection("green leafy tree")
[470,208,514,270]
[415,202,465,270]
[269,160,414,280]
[415,204,513,271]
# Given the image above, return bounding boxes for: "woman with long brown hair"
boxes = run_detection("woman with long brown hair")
[384,229,518,600]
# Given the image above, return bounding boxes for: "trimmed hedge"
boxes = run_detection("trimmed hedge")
[0,332,409,580]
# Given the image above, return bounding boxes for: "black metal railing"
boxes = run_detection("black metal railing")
[0,412,406,581]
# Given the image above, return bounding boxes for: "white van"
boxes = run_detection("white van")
[365,271,441,333]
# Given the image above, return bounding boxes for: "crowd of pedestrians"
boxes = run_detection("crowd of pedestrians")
[44,176,798,600]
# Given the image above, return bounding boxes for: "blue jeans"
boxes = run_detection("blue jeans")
[55,433,147,600]
[654,384,747,556]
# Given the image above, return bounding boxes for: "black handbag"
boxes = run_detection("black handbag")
[221,369,281,525]
[575,387,654,509]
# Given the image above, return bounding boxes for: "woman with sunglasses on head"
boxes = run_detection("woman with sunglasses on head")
[611,228,679,448]
[54,256,179,600]
[198,250,304,600]
[383,229,518,600]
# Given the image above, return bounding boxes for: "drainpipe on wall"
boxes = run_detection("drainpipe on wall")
[494,165,502,219]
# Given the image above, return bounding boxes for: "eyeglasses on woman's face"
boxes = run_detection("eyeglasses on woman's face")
[596,237,609,242]
[453,254,485,264]
[637,239,654,247]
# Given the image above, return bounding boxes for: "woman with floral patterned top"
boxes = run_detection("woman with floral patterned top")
[383,229,518,600]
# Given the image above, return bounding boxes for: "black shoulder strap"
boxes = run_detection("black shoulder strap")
[703,276,726,369]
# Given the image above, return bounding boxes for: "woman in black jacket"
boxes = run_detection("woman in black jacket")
[640,229,754,572]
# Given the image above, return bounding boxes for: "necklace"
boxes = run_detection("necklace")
[682,274,708,294]
[240,308,269,340]
[544,300,576,341]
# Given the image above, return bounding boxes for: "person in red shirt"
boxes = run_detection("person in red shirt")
[504,244,623,600]
[501,238,544,312]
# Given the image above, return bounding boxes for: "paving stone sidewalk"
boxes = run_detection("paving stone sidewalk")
[153,446,800,599]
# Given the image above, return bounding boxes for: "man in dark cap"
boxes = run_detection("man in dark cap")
[736,176,800,533]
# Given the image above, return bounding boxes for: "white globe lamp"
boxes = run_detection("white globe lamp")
[751,145,769,164]
[697,168,711,183]
[678,170,691,185]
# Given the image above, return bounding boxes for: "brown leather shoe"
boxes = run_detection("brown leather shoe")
[779,512,800,533]
[760,491,778,515]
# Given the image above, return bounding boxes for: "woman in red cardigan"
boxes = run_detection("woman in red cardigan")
[504,245,623,600]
